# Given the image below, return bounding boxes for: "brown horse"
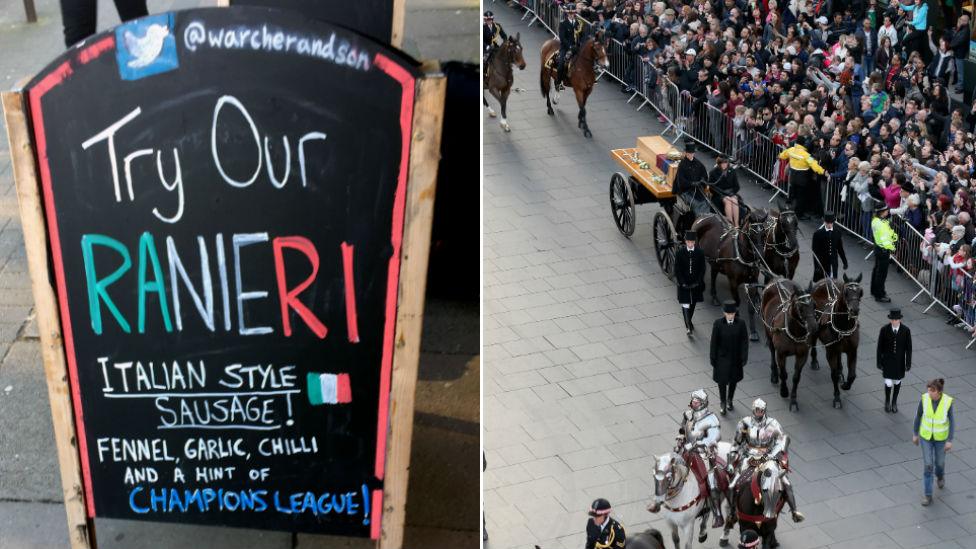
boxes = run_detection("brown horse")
[760,279,818,411]
[808,274,863,408]
[483,33,526,132]
[539,33,609,138]
[733,459,785,549]
[692,213,761,341]
[748,209,800,281]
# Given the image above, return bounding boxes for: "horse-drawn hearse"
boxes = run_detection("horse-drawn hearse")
[607,135,864,413]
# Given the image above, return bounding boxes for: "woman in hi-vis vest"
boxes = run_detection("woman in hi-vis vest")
[912,378,955,506]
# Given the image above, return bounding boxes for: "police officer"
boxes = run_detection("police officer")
[877,308,912,413]
[483,11,507,65]
[711,301,749,415]
[674,140,710,215]
[778,137,826,220]
[738,530,761,549]
[870,203,897,303]
[585,498,626,549]
[676,231,706,335]
[811,211,849,281]
[557,3,586,89]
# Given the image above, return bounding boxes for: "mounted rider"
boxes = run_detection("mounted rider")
[556,3,587,89]
[679,389,726,528]
[483,11,508,65]
[730,398,805,523]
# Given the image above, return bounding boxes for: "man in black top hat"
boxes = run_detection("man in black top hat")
[711,300,749,415]
[585,498,626,549]
[674,140,710,215]
[877,308,912,413]
[811,211,849,281]
[675,230,706,336]
[483,11,507,65]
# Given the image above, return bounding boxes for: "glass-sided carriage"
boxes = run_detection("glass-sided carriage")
[609,135,703,280]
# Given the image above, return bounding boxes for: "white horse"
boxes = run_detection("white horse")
[647,441,736,549]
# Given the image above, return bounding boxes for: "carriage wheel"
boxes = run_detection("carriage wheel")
[609,172,636,237]
[653,210,678,280]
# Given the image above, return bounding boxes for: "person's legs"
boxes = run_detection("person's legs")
[59,0,97,47]
[727,381,736,410]
[877,248,890,297]
[920,438,935,497]
[890,379,901,412]
[112,0,147,22]
[933,440,946,482]
[718,383,728,413]
[955,58,965,93]
[884,378,892,412]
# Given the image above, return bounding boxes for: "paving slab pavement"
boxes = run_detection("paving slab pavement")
[484,5,976,549]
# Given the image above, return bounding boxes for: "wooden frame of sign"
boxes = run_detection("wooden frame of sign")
[215,0,407,48]
[1,13,443,548]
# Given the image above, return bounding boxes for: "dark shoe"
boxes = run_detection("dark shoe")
[891,402,898,413]
[720,402,727,416]
[938,477,945,489]
[884,402,891,413]
[876,295,892,303]
[728,401,735,411]
[947,315,960,325]
[921,495,932,506]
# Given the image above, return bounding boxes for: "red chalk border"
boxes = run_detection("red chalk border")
[27,32,416,540]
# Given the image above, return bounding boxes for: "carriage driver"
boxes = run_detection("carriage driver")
[679,389,726,528]
[674,140,711,216]
[483,11,508,65]
[730,398,805,523]
[556,3,586,89]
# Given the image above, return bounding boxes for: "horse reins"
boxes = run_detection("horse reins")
[763,212,799,258]
[658,461,705,513]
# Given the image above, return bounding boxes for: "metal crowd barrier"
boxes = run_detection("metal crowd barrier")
[503,0,976,350]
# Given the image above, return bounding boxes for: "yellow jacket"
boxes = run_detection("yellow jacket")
[871,216,898,251]
[779,144,825,174]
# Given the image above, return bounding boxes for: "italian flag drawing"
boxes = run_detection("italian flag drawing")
[306,372,352,405]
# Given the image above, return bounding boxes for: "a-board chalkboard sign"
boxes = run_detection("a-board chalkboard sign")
[227,0,404,47]
[4,7,443,545]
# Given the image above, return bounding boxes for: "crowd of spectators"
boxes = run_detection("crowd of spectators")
[565,0,976,331]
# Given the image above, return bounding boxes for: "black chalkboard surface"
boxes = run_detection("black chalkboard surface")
[231,0,398,45]
[25,7,420,537]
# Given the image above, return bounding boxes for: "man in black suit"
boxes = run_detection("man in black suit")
[710,301,749,415]
[877,309,912,413]
[676,231,707,336]
[674,140,710,215]
[811,211,849,281]
[557,3,587,88]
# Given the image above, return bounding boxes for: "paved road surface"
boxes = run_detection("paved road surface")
[484,6,976,549]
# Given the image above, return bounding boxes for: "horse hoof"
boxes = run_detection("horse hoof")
[584,130,592,138]
[487,109,497,118]
[780,387,789,398]
[841,382,852,391]
[833,398,842,409]
[711,297,721,307]
[547,108,554,116]
[789,400,799,412]
[501,123,511,132]
[750,332,759,342]
[720,539,729,547]
[810,362,820,371]
[699,533,708,543]
[770,375,779,385]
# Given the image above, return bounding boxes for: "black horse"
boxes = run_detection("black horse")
[808,274,863,408]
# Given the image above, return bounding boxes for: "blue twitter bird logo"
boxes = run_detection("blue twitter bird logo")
[116,14,178,81]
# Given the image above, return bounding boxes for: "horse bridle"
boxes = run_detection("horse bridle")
[763,211,799,258]
[655,454,703,512]
[760,281,814,344]
[815,281,861,341]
